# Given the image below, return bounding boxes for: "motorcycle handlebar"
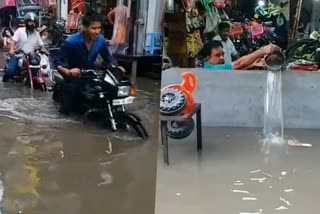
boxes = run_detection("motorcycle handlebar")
[80,69,98,76]
[79,67,125,79]
[7,49,49,57]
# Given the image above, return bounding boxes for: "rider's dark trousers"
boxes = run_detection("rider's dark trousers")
[61,77,86,115]
[3,56,19,82]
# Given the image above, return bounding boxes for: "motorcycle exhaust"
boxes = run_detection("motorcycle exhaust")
[264,50,286,72]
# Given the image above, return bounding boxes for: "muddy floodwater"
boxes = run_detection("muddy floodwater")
[0,67,159,213]
[156,127,320,214]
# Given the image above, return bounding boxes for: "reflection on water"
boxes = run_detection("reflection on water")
[0,76,159,213]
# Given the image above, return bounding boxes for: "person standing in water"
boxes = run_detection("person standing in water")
[107,0,130,54]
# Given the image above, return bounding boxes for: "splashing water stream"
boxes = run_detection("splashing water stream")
[262,54,286,154]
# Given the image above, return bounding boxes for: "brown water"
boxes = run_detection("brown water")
[156,127,320,214]
[0,73,159,213]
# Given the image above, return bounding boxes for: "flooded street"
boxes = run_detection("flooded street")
[156,127,320,214]
[0,53,160,213]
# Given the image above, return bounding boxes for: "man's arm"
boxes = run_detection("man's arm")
[53,41,72,76]
[232,44,279,70]
[9,29,20,54]
[99,41,115,66]
[232,49,264,69]
[36,33,48,53]
[107,8,115,25]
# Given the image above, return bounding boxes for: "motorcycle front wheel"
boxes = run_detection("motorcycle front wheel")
[114,112,149,139]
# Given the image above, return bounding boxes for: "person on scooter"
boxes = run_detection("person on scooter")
[53,11,125,115]
[199,40,280,70]
[213,22,240,64]
[3,12,47,82]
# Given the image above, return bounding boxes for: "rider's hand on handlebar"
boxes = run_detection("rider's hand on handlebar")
[41,49,49,55]
[9,49,15,55]
[117,66,126,73]
[69,68,81,77]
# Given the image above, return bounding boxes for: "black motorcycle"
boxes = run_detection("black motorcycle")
[48,68,148,139]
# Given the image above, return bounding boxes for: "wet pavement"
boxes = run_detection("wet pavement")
[156,127,320,214]
[0,52,160,214]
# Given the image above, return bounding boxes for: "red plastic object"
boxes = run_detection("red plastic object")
[291,64,318,71]
[161,72,197,115]
[230,23,243,37]
[70,0,85,14]
[65,13,80,30]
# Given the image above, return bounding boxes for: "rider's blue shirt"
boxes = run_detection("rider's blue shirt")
[53,32,114,69]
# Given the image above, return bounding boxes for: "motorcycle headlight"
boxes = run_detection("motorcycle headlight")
[29,53,41,65]
[117,86,130,97]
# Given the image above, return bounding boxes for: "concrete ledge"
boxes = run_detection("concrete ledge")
[161,68,320,129]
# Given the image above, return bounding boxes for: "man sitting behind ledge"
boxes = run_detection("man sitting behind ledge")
[199,40,280,70]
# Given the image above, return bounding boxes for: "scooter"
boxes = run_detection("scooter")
[48,67,149,139]
[2,50,49,91]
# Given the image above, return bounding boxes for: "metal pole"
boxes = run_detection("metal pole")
[132,0,137,55]
[291,0,303,40]
[56,0,61,20]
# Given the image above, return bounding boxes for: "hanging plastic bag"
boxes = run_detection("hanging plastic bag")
[203,6,220,34]
[199,0,213,12]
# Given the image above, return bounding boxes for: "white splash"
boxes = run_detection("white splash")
[242,197,257,201]
[262,71,284,154]
[275,206,288,210]
[232,190,250,194]
[280,197,292,206]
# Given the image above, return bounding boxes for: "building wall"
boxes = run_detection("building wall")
[146,0,162,33]
[162,68,320,129]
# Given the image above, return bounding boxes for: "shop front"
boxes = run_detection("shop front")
[163,0,289,69]
[287,0,320,71]
[0,0,163,80]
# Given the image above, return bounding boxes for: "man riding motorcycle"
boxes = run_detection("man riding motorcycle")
[3,12,48,82]
[53,12,125,115]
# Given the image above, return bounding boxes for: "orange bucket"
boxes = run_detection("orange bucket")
[161,72,197,115]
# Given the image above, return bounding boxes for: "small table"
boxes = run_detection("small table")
[160,103,202,165]
[113,54,161,84]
